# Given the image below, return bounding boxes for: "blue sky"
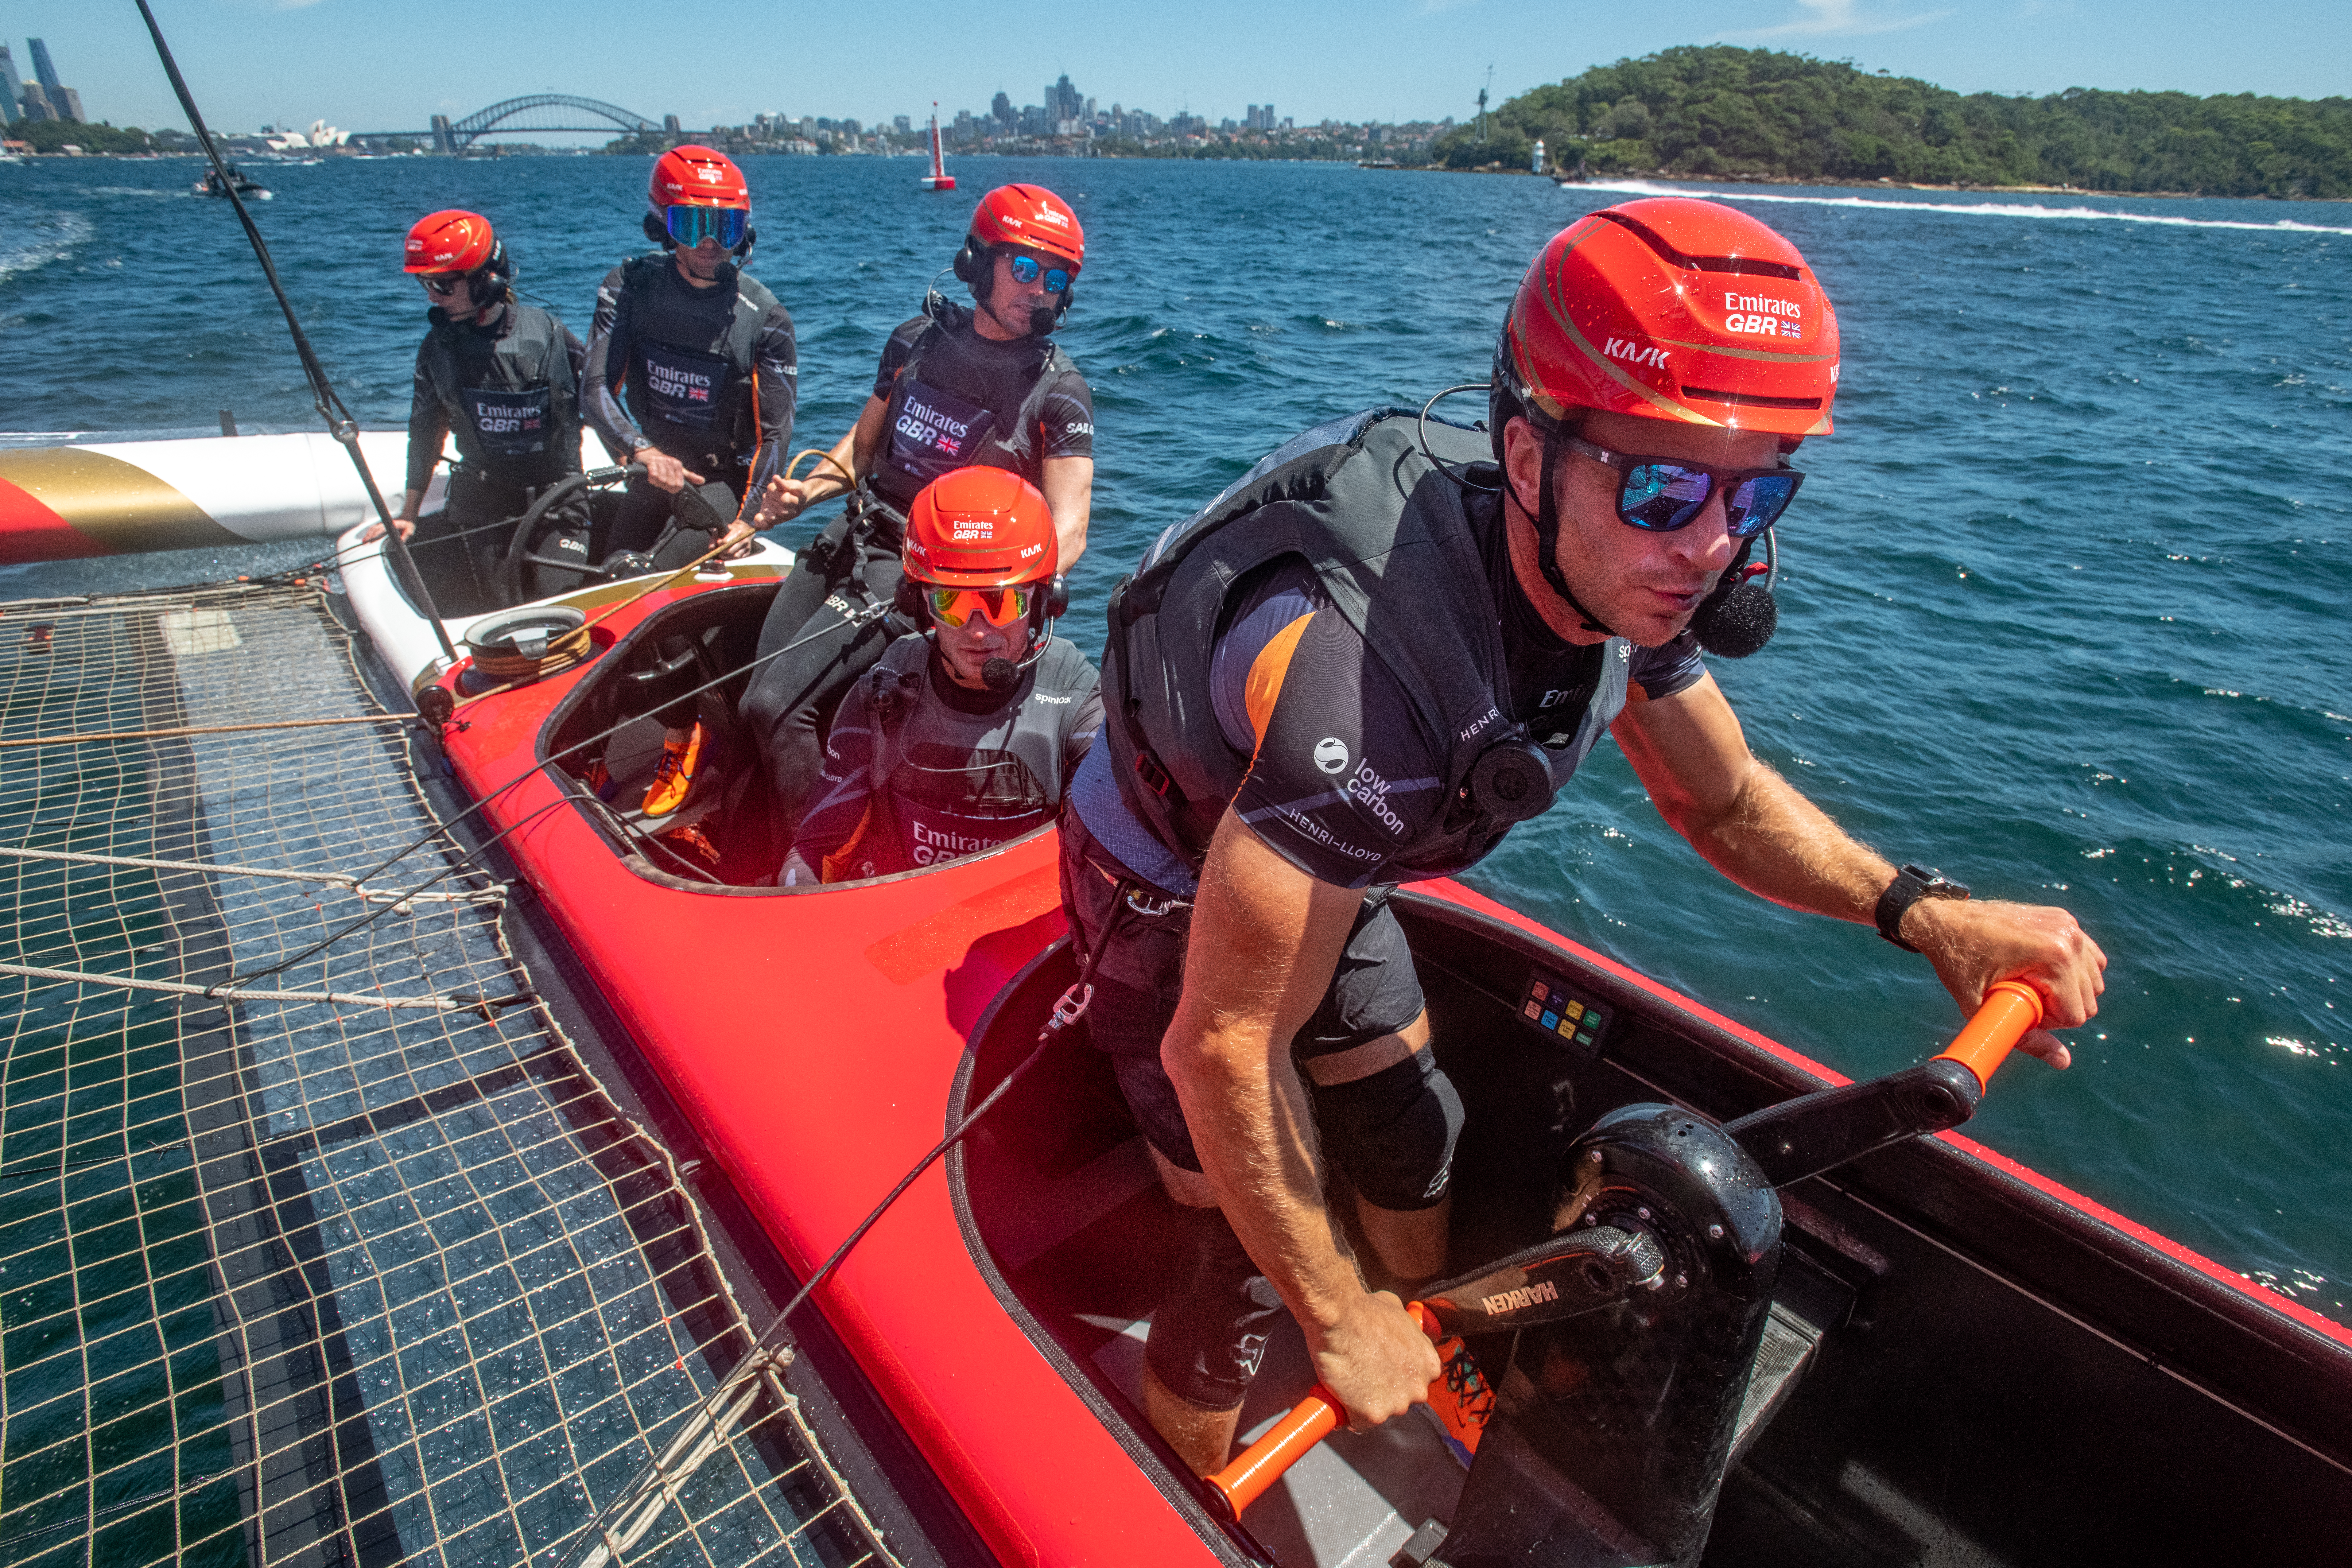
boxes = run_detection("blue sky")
[13,0,2346,136]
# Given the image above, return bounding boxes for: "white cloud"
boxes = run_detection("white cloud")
[1718,0,1953,40]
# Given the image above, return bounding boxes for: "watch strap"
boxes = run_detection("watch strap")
[1875,863,1968,952]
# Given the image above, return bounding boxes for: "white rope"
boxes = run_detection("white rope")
[0,845,507,909]
[0,960,523,1015]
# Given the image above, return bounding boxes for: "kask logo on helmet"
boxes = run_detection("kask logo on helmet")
[1605,338,1670,371]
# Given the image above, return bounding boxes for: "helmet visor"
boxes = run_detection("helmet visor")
[928,584,1034,628]
[665,205,749,249]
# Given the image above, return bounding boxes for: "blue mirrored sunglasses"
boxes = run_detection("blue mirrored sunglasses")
[1562,433,1803,540]
[1005,254,1073,294]
[665,205,748,249]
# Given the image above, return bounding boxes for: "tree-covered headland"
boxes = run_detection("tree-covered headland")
[1432,47,2350,199]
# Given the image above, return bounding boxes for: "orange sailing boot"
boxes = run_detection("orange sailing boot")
[641,723,704,817]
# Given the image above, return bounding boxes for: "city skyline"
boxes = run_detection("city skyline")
[11,0,2345,141]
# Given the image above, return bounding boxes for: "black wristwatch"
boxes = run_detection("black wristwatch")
[1875,864,1969,952]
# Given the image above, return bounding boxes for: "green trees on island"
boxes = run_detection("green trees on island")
[1433,47,2350,199]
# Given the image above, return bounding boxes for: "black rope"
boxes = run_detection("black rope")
[131,0,459,665]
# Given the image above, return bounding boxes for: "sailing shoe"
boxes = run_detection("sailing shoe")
[641,724,704,817]
[1418,1333,1493,1470]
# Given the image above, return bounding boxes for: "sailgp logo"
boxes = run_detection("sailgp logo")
[1314,737,1350,774]
[1605,338,1669,371]
[1481,1280,1560,1316]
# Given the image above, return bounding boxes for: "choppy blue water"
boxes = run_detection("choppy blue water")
[3,153,2347,1323]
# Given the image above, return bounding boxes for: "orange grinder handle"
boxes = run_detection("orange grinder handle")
[1204,1386,1344,1521]
[1205,1304,1447,1520]
[1934,979,2046,1090]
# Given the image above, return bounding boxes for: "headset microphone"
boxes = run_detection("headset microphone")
[1690,533,1781,659]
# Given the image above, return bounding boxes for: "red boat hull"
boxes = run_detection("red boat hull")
[431,574,2352,1564]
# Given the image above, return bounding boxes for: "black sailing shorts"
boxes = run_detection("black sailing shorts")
[1056,809,1427,1174]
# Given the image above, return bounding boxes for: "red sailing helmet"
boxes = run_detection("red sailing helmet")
[903,467,1058,589]
[403,209,498,275]
[647,145,750,216]
[1495,198,1839,441]
[967,183,1084,269]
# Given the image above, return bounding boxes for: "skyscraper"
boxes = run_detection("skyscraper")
[27,38,76,124]
[0,45,25,125]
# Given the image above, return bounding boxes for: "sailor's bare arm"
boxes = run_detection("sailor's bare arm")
[1040,455,1092,569]
[1613,673,2106,1064]
[757,395,886,527]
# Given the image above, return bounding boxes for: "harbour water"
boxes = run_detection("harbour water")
[2,151,2347,1331]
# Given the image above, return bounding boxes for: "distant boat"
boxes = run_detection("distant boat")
[920,103,955,191]
[195,163,271,200]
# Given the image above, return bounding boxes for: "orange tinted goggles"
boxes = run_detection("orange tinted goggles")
[927,584,1034,628]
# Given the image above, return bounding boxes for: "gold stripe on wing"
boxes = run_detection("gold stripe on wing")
[0,447,239,553]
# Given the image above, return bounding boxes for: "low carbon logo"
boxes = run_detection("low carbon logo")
[1314,737,1350,775]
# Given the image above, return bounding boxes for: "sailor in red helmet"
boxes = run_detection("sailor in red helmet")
[740,182,1095,842]
[363,210,587,607]
[581,145,797,815]
[778,467,1098,887]
[1069,199,2109,1476]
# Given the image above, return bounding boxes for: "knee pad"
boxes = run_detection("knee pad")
[1310,1050,1464,1212]
[1146,1207,1285,1413]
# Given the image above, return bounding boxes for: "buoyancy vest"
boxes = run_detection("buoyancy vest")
[855,632,1096,876]
[617,256,775,461]
[1100,407,1632,880]
[872,309,1081,511]
[420,303,581,483]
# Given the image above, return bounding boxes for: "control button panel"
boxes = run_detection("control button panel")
[1519,970,1611,1060]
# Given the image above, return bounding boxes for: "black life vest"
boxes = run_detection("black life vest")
[418,303,580,483]
[849,632,1097,879]
[1099,408,1632,880]
[872,308,1080,512]
[616,255,775,463]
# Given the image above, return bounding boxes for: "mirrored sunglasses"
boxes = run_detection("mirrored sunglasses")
[1005,254,1073,294]
[928,584,1034,628]
[1563,434,1803,540]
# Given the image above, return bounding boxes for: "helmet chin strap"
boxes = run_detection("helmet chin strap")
[1532,424,1617,638]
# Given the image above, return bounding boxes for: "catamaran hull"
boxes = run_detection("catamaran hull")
[418,572,2352,1567]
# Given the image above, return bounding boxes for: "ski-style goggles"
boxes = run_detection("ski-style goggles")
[1005,254,1073,294]
[926,583,1036,628]
[1563,433,1804,540]
[664,204,749,249]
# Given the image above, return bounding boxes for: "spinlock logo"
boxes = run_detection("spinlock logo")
[1313,737,1350,774]
[1605,337,1670,371]
[1480,1279,1560,1317]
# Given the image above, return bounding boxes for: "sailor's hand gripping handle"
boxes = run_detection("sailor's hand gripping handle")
[1205,1303,1452,1522]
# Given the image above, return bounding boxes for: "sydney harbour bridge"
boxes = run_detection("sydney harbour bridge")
[359,95,684,153]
